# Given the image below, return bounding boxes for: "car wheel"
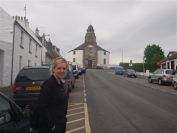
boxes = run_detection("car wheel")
[72,83,75,88]
[174,82,177,90]
[148,77,153,83]
[158,79,163,85]
[135,76,137,78]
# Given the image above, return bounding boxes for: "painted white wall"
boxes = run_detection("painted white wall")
[12,22,42,83]
[0,7,14,87]
[97,50,110,68]
[68,50,83,67]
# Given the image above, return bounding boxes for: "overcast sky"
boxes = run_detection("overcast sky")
[1,0,176,65]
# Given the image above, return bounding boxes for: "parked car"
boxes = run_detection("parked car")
[13,66,69,107]
[148,69,175,85]
[115,66,125,75]
[81,66,86,74]
[172,73,177,89]
[78,66,82,75]
[0,92,37,133]
[72,62,79,79]
[124,69,137,78]
[65,63,75,93]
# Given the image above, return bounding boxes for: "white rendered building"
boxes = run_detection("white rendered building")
[0,7,42,86]
[68,25,110,69]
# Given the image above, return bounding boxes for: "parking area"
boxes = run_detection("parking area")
[108,71,177,96]
[66,74,90,133]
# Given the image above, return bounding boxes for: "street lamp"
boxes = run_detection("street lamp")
[119,49,123,63]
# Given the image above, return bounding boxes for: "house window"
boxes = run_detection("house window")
[104,59,106,64]
[19,55,22,70]
[35,63,36,66]
[104,51,106,55]
[73,51,76,54]
[20,31,24,48]
[73,58,75,62]
[35,44,38,57]
[29,39,32,53]
[28,60,31,66]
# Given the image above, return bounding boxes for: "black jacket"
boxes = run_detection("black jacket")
[37,75,68,128]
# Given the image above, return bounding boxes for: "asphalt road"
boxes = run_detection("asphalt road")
[85,69,177,133]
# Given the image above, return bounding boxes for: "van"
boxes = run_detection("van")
[115,66,125,75]
[72,62,79,79]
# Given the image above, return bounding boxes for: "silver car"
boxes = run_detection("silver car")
[172,73,177,89]
[148,69,175,85]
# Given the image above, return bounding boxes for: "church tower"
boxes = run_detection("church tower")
[83,25,98,69]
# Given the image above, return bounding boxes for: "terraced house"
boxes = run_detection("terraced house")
[0,7,61,87]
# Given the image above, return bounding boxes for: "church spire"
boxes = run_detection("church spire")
[85,24,96,43]
[87,24,94,33]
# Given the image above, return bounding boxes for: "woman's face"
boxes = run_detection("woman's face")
[53,62,67,80]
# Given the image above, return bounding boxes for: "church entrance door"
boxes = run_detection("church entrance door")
[88,60,92,69]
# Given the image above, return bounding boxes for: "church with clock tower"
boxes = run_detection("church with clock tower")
[68,25,110,69]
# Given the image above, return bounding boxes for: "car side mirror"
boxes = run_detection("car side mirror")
[18,109,32,119]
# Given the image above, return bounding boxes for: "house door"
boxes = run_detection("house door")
[88,60,92,69]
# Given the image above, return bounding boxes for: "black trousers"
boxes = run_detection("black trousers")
[38,122,66,133]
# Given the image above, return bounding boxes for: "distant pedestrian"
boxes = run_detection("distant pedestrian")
[37,57,68,133]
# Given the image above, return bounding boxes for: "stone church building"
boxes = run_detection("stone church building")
[68,25,110,69]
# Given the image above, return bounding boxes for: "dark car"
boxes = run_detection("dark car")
[81,67,86,74]
[148,69,175,85]
[124,69,137,78]
[65,63,75,93]
[78,66,82,75]
[13,66,69,107]
[0,92,37,133]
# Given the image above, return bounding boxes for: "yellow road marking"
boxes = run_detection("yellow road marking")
[84,103,91,133]
[67,112,84,117]
[67,118,85,124]
[67,107,84,111]
[68,104,84,107]
[66,126,85,133]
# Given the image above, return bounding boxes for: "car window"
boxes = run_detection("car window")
[0,96,18,125]
[158,70,163,74]
[72,65,76,70]
[15,68,50,82]
[166,70,174,74]
[175,73,177,78]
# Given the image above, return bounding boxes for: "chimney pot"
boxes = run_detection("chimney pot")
[21,17,23,21]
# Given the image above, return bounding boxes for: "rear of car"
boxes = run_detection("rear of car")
[13,66,50,106]
[115,66,125,75]
[72,62,79,79]
[148,69,175,85]
[124,69,137,78]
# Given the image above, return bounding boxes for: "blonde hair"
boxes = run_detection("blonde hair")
[50,58,67,75]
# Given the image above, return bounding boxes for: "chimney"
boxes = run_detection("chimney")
[35,27,40,37]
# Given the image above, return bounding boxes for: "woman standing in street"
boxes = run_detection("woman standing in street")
[37,57,68,133]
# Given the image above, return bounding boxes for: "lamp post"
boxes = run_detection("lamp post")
[119,49,123,63]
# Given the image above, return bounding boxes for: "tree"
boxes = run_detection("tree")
[144,44,165,62]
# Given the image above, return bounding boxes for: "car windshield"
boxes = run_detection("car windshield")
[128,70,135,72]
[16,68,50,82]
[118,68,124,70]
[165,70,175,74]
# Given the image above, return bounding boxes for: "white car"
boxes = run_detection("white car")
[172,73,177,89]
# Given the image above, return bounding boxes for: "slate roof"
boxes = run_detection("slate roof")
[69,43,110,53]
[160,52,177,63]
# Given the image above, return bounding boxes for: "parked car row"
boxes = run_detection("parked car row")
[115,66,177,89]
